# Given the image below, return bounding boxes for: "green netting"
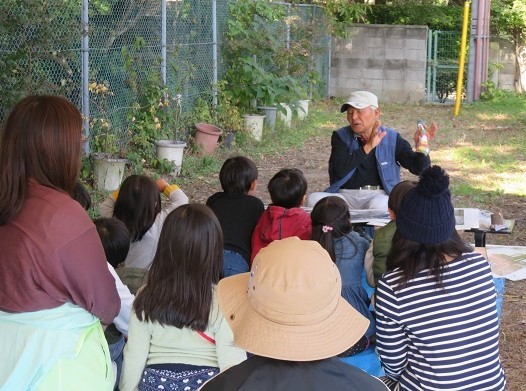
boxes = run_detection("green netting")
[427,30,466,103]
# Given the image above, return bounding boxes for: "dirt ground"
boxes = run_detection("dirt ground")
[182,102,526,390]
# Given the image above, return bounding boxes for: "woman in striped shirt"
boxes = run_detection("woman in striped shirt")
[375,166,506,390]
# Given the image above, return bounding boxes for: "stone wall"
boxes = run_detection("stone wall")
[330,24,428,103]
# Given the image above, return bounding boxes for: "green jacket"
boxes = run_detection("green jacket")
[373,220,397,284]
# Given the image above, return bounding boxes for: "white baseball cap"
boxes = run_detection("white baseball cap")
[340,91,379,113]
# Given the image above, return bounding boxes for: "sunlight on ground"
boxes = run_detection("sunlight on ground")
[434,147,526,196]
[476,113,510,121]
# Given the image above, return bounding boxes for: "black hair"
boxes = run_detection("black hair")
[268,168,307,208]
[386,230,473,291]
[113,175,161,242]
[388,180,417,214]
[133,204,223,330]
[219,156,258,194]
[72,181,92,211]
[94,218,131,268]
[311,196,354,262]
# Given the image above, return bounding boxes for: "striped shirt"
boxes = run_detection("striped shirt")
[375,252,506,390]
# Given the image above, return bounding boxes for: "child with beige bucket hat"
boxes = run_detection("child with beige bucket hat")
[201,236,388,390]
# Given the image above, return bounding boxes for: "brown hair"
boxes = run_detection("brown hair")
[0,95,82,225]
[133,203,223,330]
[113,175,161,242]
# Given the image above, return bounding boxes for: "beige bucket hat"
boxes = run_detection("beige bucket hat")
[217,236,370,361]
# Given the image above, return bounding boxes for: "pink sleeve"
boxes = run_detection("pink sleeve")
[58,225,121,324]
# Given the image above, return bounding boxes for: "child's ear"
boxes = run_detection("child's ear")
[248,179,257,194]
[388,208,396,220]
[300,194,306,206]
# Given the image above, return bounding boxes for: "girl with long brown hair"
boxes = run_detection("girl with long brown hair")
[120,203,246,391]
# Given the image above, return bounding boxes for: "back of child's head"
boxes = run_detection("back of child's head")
[310,196,352,261]
[388,180,417,215]
[114,175,161,242]
[134,203,223,330]
[219,156,258,194]
[72,181,92,211]
[268,168,307,208]
[93,217,131,269]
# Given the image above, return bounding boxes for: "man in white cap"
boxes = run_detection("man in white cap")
[309,91,437,214]
[200,237,389,390]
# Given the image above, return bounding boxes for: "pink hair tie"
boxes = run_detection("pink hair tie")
[322,225,333,233]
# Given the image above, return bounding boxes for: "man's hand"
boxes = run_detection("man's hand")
[363,120,387,154]
[413,122,438,146]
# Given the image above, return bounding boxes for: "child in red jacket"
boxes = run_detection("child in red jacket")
[251,168,311,263]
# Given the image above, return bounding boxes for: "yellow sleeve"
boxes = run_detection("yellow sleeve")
[163,184,180,197]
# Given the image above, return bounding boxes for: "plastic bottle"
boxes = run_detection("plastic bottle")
[416,119,429,155]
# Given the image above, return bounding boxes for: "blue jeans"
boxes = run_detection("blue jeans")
[108,334,125,390]
[223,250,249,278]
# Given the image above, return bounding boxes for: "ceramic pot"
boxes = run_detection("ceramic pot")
[92,153,127,191]
[277,103,292,127]
[242,114,265,141]
[296,99,310,120]
[258,106,277,132]
[155,140,186,176]
[194,123,223,155]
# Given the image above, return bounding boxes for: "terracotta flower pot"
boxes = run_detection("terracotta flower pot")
[194,123,223,155]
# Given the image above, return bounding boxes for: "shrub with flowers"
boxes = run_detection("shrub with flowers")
[88,81,120,155]
[128,72,185,163]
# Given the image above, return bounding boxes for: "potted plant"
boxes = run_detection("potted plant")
[153,92,187,175]
[224,56,290,140]
[189,97,222,155]
[88,82,127,191]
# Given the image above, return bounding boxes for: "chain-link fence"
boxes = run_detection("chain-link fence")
[0,1,329,155]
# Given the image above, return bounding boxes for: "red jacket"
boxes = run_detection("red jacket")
[250,205,312,263]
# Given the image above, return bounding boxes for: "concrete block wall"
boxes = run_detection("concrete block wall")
[330,24,428,103]
[489,39,526,92]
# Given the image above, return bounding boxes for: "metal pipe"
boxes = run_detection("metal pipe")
[454,1,471,116]
[432,31,438,101]
[286,3,291,51]
[212,0,218,109]
[482,0,491,84]
[81,0,90,154]
[426,28,432,102]
[161,0,167,85]
[466,0,478,103]
[474,0,485,100]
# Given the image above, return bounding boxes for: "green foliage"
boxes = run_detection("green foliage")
[215,81,244,132]
[155,158,177,175]
[223,0,320,113]
[318,0,369,37]
[481,63,506,101]
[0,0,80,115]
[123,39,186,164]
[363,4,463,31]
[491,0,526,43]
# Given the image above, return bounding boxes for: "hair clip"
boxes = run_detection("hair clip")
[322,225,333,233]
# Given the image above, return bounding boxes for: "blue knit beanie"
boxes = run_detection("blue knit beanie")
[396,165,455,244]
